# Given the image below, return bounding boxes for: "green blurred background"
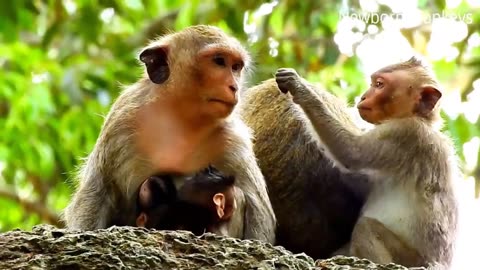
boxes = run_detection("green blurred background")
[0,0,479,262]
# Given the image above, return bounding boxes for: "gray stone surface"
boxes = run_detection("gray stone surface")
[0,225,425,270]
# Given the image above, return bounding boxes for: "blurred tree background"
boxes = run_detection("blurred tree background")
[0,0,479,247]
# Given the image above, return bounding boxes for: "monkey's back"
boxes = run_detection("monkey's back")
[240,79,371,258]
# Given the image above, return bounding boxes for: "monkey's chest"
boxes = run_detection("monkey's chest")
[145,135,228,174]
[362,183,418,243]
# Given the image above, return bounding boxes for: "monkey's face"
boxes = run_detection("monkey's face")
[194,47,246,119]
[139,28,249,120]
[357,70,419,124]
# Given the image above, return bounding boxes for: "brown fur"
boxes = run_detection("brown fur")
[275,57,459,268]
[63,25,276,243]
[240,79,371,258]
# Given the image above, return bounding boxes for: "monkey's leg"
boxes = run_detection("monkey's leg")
[350,217,423,266]
[231,188,246,236]
[220,124,277,243]
[331,242,351,256]
[349,217,393,263]
[215,188,245,238]
[63,182,113,230]
[235,158,276,243]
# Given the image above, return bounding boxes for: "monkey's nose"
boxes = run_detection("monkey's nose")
[229,85,237,92]
[360,95,366,101]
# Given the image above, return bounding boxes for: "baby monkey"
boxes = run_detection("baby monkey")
[136,166,238,236]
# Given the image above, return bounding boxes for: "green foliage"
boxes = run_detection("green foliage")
[1,0,479,231]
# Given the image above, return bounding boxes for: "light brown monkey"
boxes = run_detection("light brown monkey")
[240,83,370,258]
[275,57,459,268]
[63,25,276,243]
[135,166,242,237]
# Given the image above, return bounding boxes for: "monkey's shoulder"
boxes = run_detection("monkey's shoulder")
[223,116,253,145]
[372,119,454,157]
[374,118,439,139]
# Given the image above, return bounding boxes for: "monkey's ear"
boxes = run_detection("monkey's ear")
[213,193,226,219]
[222,196,236,220]
[139,46,170,84]
[136,213,148,227]
[417,86,442,116]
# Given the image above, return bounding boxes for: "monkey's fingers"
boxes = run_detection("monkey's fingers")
[276,68,300,80]
[276,68,298,76]
[275,68,301,94]
[136,213,148,227]
[276,76,296,95]
[275,75,293,94]
[275,80,290,94]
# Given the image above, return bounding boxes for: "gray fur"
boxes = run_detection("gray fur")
[276,68,459,268]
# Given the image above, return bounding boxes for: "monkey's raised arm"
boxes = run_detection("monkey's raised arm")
[275,68,390,172]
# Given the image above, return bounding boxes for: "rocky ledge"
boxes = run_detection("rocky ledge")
[0,225,425,269]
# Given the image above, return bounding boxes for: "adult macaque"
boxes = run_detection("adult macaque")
[240,83,371,258]
[136,166,242,236]
[275,57,459,268]
[63,25,276,243]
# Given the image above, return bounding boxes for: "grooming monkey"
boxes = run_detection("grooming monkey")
[136,166,242,236]
[240,83,370,258]
[63,25,276,243]
[275,57,459,268]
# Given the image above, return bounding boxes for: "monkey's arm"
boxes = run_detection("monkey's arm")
[63,178,113,230]
[63,151,133,230]
[218,119,276,243]
[275,68,387,171]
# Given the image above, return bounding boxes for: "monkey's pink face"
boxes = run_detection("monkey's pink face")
[196,47,245,118]
[357,70,417,124]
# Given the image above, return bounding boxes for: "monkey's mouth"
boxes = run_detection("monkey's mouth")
[357,105,371,111]
[208,98,236,107]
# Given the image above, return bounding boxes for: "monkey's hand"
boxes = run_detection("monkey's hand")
[275,68,310,104]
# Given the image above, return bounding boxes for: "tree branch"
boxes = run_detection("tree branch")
[0,189,63,227]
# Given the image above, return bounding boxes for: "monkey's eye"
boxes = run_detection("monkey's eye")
[232,62,244,72]
[213,55,227,67]
[375,80,384,88]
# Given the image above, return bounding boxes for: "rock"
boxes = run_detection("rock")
[0,225,425,270]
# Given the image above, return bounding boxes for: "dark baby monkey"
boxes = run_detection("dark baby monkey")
[136,166,241,236]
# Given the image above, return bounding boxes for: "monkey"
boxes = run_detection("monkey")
[135,175,179,230]
[63,25,276,243]
[174,167,244,237]
[135,166,242,236]
[274,56,459,268]
[239,82,371,258]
